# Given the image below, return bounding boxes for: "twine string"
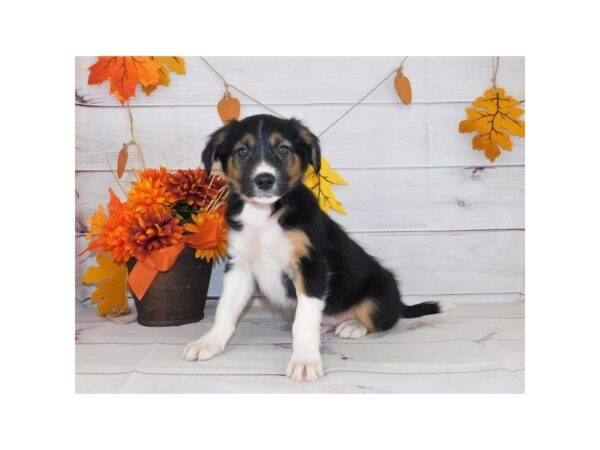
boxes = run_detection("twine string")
[126,102,146,169]
[397,55,408,75]
[200,56,229,89]
[105,302,137,324]
[200,56,409,137]
[229,84,285,118]
[491,56,500,89]
[200,56,284,118]
[77,297,136,324]
[104,103,146,193]
[318,56,408,137]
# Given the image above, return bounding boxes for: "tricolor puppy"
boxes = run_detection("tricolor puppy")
[183,114,451,382]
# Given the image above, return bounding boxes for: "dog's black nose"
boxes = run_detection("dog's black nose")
[254,173,276,190]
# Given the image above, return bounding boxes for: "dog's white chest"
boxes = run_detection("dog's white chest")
[228,203,295,307]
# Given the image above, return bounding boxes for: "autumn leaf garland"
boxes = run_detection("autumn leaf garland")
[89,57,528,213]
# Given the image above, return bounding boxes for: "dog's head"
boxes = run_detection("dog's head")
[202,114,321,204]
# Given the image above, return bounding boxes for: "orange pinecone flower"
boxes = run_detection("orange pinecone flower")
[128,168,176,214]
[129,210,184,258]
[183,206,228,263]
[166,168,227,208]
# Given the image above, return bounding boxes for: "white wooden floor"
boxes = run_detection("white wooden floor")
[75,298,525,393]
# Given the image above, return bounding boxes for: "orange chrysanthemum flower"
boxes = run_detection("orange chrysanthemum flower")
[166,168,227,208]
[183,207,228,263]
[140,167,171,185]
[129,210,184,258]
[128,168,176,214]
[87,189,134,263]
[102,216,134,263]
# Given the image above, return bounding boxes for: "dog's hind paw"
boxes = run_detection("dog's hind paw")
[335,318,368,339]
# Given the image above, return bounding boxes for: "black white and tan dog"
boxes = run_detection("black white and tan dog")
[182,114,452,382]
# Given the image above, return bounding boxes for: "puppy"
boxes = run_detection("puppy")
[183,114,450,382]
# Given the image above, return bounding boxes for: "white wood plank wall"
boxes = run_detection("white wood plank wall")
[75,56,524,302]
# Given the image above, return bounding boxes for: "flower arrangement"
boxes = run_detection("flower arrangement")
[81,56,232,324]
[85,167,228,308]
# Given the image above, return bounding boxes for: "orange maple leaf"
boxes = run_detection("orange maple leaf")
[88,57,162,104]
[459,87,525,162]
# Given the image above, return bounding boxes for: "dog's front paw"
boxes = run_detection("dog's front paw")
[182,333,226,361]
[286,354,324,382]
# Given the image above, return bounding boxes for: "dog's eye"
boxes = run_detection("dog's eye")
[235,146,249,157]
[278,145,291,155]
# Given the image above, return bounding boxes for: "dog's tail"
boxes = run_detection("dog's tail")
[402,301,455,318]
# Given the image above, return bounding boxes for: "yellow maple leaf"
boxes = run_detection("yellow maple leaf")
[459,87,525,162]
[304,157,348,214]
[82,252,129,317]
[155,56,186,74]
[142,56,186,96]
[85,203,108,240]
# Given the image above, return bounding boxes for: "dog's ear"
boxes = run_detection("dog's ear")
[291,118,321,174]
[202,122,234,174]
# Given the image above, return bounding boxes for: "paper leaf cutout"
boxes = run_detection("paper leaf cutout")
[82,252,128,317]
[217,92,241,123]
[459,87,525,162]
[141,56,186,96]
[117,143,129,178]
[88,57,162,104]
[394,72,412,104]
[304,157,348,215]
